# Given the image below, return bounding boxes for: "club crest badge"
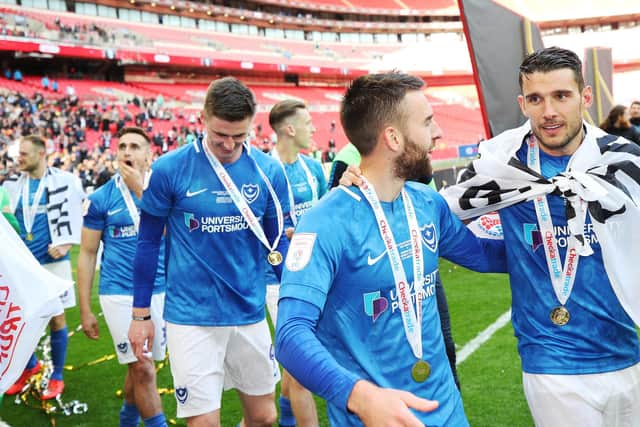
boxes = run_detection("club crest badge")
[421,223,438,253]
[241,183,259,203]
[175,387,188,404]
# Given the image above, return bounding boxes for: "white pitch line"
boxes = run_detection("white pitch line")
[456,309,512,366]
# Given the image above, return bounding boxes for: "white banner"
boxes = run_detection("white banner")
[0,215,72,393]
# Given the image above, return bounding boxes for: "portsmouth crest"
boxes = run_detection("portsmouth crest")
[241,183,259,204]
[117,342,128,353]
[421,223,438,253]
[175,387,188,404]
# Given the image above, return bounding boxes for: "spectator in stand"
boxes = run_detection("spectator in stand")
[630,101,640,132]
[600,104,640,145]
[13,69,22,82]
[42,76,50,91]
[52,80,59,93]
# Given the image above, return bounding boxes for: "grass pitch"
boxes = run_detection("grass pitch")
[2,253,537,426]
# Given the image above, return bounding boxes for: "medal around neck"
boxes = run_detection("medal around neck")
[550,306,570,326]
[267,250,283,266]
[411,360,431,382]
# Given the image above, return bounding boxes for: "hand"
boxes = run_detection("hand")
[285,227,294,241]
[347,380,438,427]
[339,164,366,188]
[48,243,72,259]
[128,315,154,359]
[81,311,99,340]
[119,161,143,198]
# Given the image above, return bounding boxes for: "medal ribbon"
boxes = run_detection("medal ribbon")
[527,136,585,306]
[360,178,424,360]
[271,149,318,226]
[115,174,140,231]
[21,171,48,237]
[202,139,284,254]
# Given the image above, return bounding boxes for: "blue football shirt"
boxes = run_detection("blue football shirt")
[265,154,327,285]
[15,178,69,265]
[499,142,640,374]
[141,141,290,326]
[280,182,506,426]
[83,175,166,296]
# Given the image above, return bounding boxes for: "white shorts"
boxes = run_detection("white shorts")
[523,363,640,427]
[99,293,166,364]
[265,284,280,326]
[167,320,280,418]
[43,260,75,308]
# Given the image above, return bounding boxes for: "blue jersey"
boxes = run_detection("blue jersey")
[280,183,505,427]
[15,178,69,265]
[283,154,327,221]
[83,176,165,296]
[141,141,290,326]
[265,154,327,285]
[499,143,640,374]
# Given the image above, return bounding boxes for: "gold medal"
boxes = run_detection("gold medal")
[267,250,283,266]
[26,232,34,241]
[550,306,570,326]
[411,360,431,383]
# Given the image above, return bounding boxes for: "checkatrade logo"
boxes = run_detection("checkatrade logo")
[184,212,199,232]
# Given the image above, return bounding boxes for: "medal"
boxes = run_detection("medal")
[411,360,431,383]
[267,250,283,266]
[26,232,34,241]
[550,306,570,326]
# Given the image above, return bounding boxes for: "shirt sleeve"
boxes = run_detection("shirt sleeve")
[435,192,507,273]
[264,161,291,221]
[140,159,174,218]
[312,159,328,199]
[82,192,104,231]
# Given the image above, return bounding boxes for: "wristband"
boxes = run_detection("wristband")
[132,314,151,321]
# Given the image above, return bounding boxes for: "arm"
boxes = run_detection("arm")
[276,297,438,426]
[77,227,102,340]
[438,201,507,273]
[129,210,166,359]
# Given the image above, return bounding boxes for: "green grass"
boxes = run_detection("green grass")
[1,253,536,426]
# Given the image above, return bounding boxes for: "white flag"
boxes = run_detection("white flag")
[0,214,73,393]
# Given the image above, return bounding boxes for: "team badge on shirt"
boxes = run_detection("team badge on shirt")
[285,233,316,272]
[175,387,188,404]
[117,342,128,353]
[421,223,438,253]
[241,183,259,203]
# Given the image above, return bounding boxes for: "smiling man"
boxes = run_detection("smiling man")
[128,78,291,427]
[440,47,640,427]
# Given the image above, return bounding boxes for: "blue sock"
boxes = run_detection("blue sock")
[50,327,68,381]
[279,396,296,427]
[119,401,140,427]
[26,353,38,370]
[143,413,168,427]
